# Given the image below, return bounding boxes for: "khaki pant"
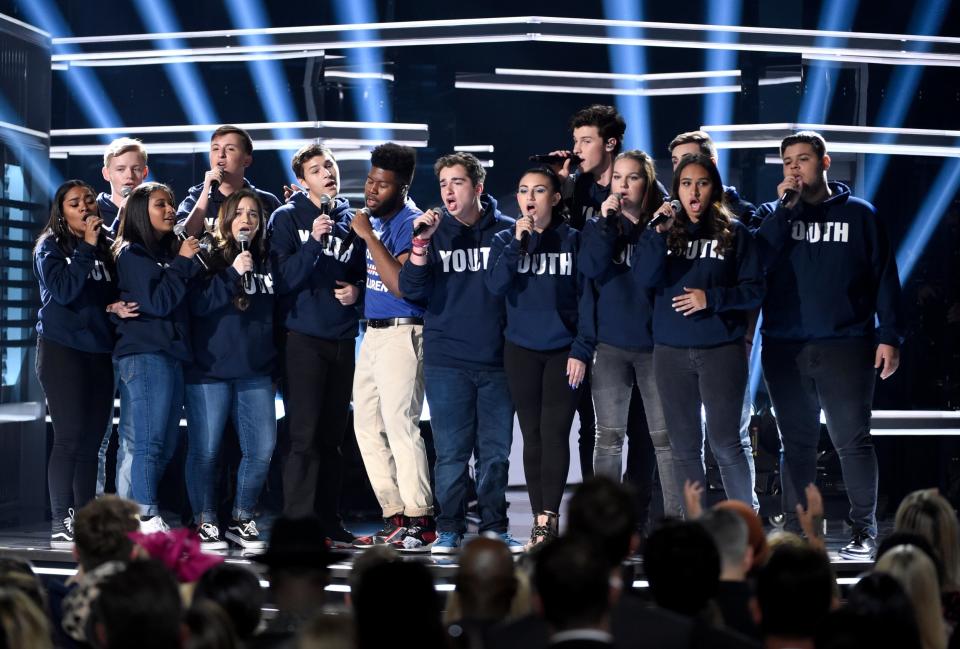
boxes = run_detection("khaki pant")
[352,324,433,517]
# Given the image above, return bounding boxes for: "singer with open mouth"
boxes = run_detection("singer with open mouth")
[267,143,364,547]
[579,150,683,525]
[183,188,277,551]
[633,153,764,513]
[485,165,594,548]
[111,182,203,534]
[35,180,140,549]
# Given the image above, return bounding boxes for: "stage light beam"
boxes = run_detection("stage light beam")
[603,0,652,154]
[797,0,860,124]
[703,0,742,181]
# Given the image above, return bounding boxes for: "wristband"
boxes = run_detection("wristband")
[412,237,430,248]
[410,248,427,257]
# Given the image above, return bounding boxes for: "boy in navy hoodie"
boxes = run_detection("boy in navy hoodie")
[267,143,364,546]
[756,131,903,560]
[177,124,281,235]
[349,143,435,550]
[398,153,521,554]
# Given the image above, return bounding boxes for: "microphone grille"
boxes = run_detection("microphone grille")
[120,186,132,198]
[670,199,682,212]
[320,193,331,205]
[173,222,186,237]
[236,229,251,243]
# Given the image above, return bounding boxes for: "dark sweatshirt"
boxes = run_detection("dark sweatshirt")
[632,218,764,348]
[398,195,515,369]
[176,178,281,231]
[754,181,903,347]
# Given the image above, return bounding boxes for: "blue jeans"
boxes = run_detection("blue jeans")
[184,376,277,523]
[96,360,133,498]
[425,364,514,535]
[118,352,184,517]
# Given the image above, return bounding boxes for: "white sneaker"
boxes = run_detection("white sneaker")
[197,522,228,551]
[139,515,170,534]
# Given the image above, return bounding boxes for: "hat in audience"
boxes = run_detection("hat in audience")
[253,516,349,570]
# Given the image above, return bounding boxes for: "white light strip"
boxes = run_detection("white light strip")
[715,141,960,157]
[872,410,960,419]
[0,120,49,140]
[60,49,329,68]
[326,70,395,81]
[51,63,68,71]
[701,122,960,138]
[34,567,77,576]
[758,76,802,86]
[51,139,428,157]
[802,53,960,69]
[494,67,741,82]
[872,430,960,437]
[454,145,495,152]
[456,81,742,97]
[0,11,50,38]
[52,119,427,137]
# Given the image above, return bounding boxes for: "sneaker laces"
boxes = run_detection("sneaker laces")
[239,520,259,537]
[199,522,220,539]
[63,508,75,535]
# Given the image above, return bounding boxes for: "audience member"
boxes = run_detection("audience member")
[353,561,445,649]
[876,544,948,649]
[193,563,264,643]
[0,588,52,649]
[644,520,721,620]
[814,572,922,649]
[89,560,183,649]
[700,508,758,638]
[184,599,240,649]
[296,612,354,649]
[445,537,519,648]
[0,558,47,612]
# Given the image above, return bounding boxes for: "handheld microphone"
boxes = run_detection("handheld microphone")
[779,188,798,205]
[648,200,682,230]
[237,229,253,293]
[529,153,583,169]
[319,194,332,247]
[173,222,208,269]
[120,186,132,199]
[207,169,223,201]
[412,206,443,238]
[604,193,621,232]
[519,215,533,254]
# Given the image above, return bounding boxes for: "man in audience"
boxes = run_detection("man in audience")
[353,561,446,649]
[446,537,519,648]
[90,560,183,649]
[753,545,837,649]
[700,508,758,638]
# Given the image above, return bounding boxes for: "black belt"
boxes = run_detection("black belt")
[366,317,424,329]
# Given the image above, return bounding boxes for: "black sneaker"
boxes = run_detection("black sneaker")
[394,516,437,553]
[51,508,75,550]
[838,531,877,561]
[225,518,265,550]
[325,525,357,549]
[354,514,406,549]
[197,522,228,551]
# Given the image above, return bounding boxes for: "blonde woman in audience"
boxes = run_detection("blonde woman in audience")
[876,544,947,649]
[0,588,53,649]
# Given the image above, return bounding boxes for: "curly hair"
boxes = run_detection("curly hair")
[569,105,626,155]
[370,142,417,186]
[666,153,735,258]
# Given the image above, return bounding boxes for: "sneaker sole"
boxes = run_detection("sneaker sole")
[225,532,265,549]
[50,540,75,550]
[430,544,460,555]
[200,541,229,551]
[399,543,434,553]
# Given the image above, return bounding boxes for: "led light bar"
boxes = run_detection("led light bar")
[52,119,428,137]
[494,67,741,82]
[58,49,330,68]
[0,120,49,140]
[454,145,495,152]
[803,53,960,69]
[456,80,743,97]
[51,139,427,157]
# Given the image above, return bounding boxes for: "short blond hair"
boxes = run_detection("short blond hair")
[103,137,148,168]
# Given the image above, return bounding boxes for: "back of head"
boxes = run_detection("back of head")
[74,495,140,572]
[643,521,720,616]
[894,489,960,589]
[91,560,182,649]
[878,532,944,589]
[297,612,354,649]
[828,572,923,649]
[456,537,517,621]
[756,545,834,640]
[347,544,400,596]
[699,509,749,577]
[184,599,239,649]
[714,499,769,568]
[370,142,417,186]
[353,561,443,649]
[0,558,46,612]
[533,536,613,632]
[875,544,947,649]
[193,563,263,640]
[0,587,52,649]
[567,477,638,569]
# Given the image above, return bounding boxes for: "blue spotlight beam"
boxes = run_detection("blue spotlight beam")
[0,96,61,196]
[703,0,742,181]
[861,0,950,202]
[603,0,652,154]
[131,0,218,139]
[797,0,860,124]
[332,1,392,142]
[19,0,122,140]
[896,153,960,283]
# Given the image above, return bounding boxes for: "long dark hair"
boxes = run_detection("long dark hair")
[519,165,568,226]
[209,188,268,311]
[112,182,179,261]
[35,180,112,261]
[666,153,735,257]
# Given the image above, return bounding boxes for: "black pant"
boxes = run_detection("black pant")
[503,341,582,513]
[576,379,596,480]
[624,386,658,527]
[37,337,114,524]
[762,338,878,536]
[280,332,355,528]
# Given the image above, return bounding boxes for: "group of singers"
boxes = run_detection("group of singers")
[34,104,903,559]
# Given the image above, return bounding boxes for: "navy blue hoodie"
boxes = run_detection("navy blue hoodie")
[485,218,594,362]
[267,193,365,341]
[398,195,515,369]
[96,192,121,234]
[723,186,760,230]
[565,171,669,230]
[113,243,201,361]
[755,181,903,346]
[35,236,118,354]
[633,218,764,348]
[186,256,276,383]
[579,216,655,351]
[176,179,282,231]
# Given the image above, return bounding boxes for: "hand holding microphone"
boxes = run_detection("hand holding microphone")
[236,229,254,292]
[601,193,621,233]
[516,214,535,253]
[412,207,443,240]
[205,166,225,201]
[82,214,103,245]
[319,194,332,246]
[648,199,681,233]
[778,175,802,209]
[174,222,207,268]
[530,151,582,181]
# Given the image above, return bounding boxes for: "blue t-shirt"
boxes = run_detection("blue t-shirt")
[358,199,425,320]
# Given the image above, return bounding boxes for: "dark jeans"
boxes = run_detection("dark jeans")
[37,338,114,525]
[762,338,878,537]
[280,332,355,528]
[425,364,514,534]
[654,342,754,510]
[577,380,595,480]
[591,343,681,517]
[503,341,582,514]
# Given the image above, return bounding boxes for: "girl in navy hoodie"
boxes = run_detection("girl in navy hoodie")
[581,150,681,520]
[35,180,139,548]
[486,165,593,547]
[184,188,277,550]
[633,153,763,511]
[112,182,201,532]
